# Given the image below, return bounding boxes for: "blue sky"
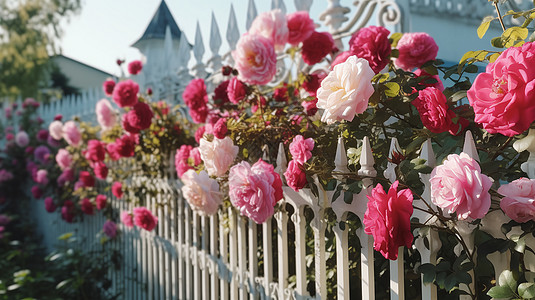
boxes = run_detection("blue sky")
[59,0,331,76]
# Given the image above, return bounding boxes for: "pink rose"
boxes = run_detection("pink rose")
[31,185,43,199]
[80,198,94,215]
[122,114,140,134]
[36,129,49,142]
[349,26,391,74]
[96,99,117,131]
[183,79,208,109]
[95,194,107,210]
[79,171,95,187]
[112,181,123,199]
[127,60,143,75]
[121,211,134,228]
[62,200,75,223]
[112,79,139,108]
[35,169,48,185]
[286,11,315,46]
[93,161,108,179]
[190,147,201,166]
[395,32,438,71]
[467,42,535,136]
[34,145,50,164]
[181,170,222,215]
[301,31,335,65]
[199,136,239,177]
[412,87,460,135]
[232,34,277,85]
[301,99,318,116]
[62,121,82,147]
[133,207,158,231]
[363,181,413,260]
[102,79,115,96]
[15,131,29,147]
[48,120,63,140]
[498,178,535,223]
[85,140,106,162]
[114,134,137,157]
[229,159,283,224]
[189,104,208,124]
[289,135,314,165]
[56,149,72,170]
[44,197,56,213]
[249,9,288,51]
[103,220,117,238]
[430,153,492,220]
[213,118,228,139]
[125,102,154,131]
[57,168,74,187]
[227,77,247,104]
[175,145,193,178]
[284,160,307,191]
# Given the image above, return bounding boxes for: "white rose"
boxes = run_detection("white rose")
[181,170,222,215]
[48,120,64,140]
[316,55,375,124]
[199,136,238,177]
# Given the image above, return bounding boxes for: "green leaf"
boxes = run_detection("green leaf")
[487,285,515,299]
[56,279,71,290]
[384,82,400,97]
[58,232,73,241]
[519,282,535,299]
[477,16,494,39]
[499,270,518,294]
[502,26,529,48]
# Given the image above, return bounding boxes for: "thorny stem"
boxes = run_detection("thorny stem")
[491,136,514,160]
[494,1,507,32]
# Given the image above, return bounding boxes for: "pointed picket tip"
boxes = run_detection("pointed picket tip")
[333,136,350,174]
[462,130,479,162]
[294,0,313,12]
[388,137,401,159]
[419,139,436,168]
[226,4,240,50]
[275,142,287,177]
[271,0,287,14]
[193,21,205,63]
[164,26,175,73]
[209,12,222,55]
[358,136,377,178]
[177,32,191,69]
[246,0,258,30]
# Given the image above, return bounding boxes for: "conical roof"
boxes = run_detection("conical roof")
[132,0,183,48]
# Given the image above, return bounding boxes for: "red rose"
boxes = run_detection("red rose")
[85,140,106,162]
[349,26,392,74]
[189,104,208,124]
[122,114,140,134]
[183,79,208,110]
[125,102,154,131]
[102,80,116,96]
[133,207,158,231]
[227,77,246,104]
[287,11,315,45]
[363,181,413,260]
[213,80,230,106]
[127,60,143,75]
[115,134,136,158]
[93,161,108,179]
[273,85,289,102]
[95,194,107,210]
[213,118,228,139]
[79,171,95,187]
[112,80,139,108]
[301,31,335,65]
[302,73,323,96]
[412,87,460,135]
[61,200,75,223]
[194,126,206,143]
[80,198,94,215]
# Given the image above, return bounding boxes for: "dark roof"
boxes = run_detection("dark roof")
[132,0,183,47]
[53,54,114,77]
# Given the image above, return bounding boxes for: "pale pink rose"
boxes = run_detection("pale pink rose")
[286,11,315,46]
[467,42,535,136]
[35,169,48,185]
[317,55,375,124]
[56,149,72,170]
[15,131,29,147]
[395,32,438,71]
[229,159,284,224]
[249,9,288,51]
[232,34,277,85]
[430,152,492,220]
[62,121,82,147]
[96,99,117,131]
[181,170,222,215]
[121,211,134,228]
[289,135,314,165]
[199,136,239,177]
[498,178,535,223]
[48,120,63,140]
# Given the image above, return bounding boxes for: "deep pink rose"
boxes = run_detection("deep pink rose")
[121,211,134,228]
[229,159,283,224]
[189,104,208,124]
[213,118,228,139]
[93,161,108,179]
[430,153,492,220]
[5,133,14,141]
[289,135,314,165]
[412,87,460,135]
[95,194,107,210]
[286,11,315,46]
[249,9,288,51]
[79,171,95,187]
[122,114,140,134]
[54,114,62,121]
[301,99,318,116]
[363,181,414,260]
[227,77,247,104]
[232,34,277,85]
[80,198,94,215]
[34,145,50,164]
[57,168,74,187]
[106,143,120,161]
[349,26,391,74]
[36,129,49,142]
[302,73,324,96]
[284,160,307,192]
[103,220,117,238]
[102,80,115,96]
[125,102,153,131]
[301,31,335,65]
[213,80,230,106]
[395,32,438,71]
[112,181,123,199]
[62,200,75,223]
[62,121,82,147]
[467,42,535,136]
[112,80,139,108]
[183,79,208,110]
[133,207,158,231]
[115,134,137,157]
[31,185,43,199]
[44,197,56,213]
[85,140,106,162]
[194,126,206,143]
[175,145,193,178]
[127,60,143,75]
[498,178,535,223]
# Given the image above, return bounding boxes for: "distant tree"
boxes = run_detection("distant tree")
[0,0,81,99]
